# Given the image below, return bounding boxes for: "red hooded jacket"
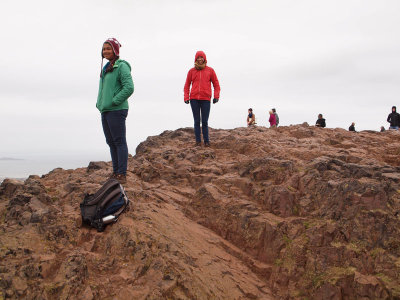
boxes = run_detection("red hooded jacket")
[184,51,221,101]
[269,113,277,126]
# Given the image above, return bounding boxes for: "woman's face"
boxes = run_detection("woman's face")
[102,43,115,60]
[196,56,205,64]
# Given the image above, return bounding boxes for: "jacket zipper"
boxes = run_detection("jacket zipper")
[100,72,105,104]
[199,70,202,98]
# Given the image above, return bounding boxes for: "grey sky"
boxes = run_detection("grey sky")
[1,0,400,162]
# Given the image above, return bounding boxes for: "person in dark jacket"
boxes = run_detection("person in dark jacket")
[184,51,220,147]
[349,122,355,132]
[97,38,134,184]
[387,106,400,130]
[315,114,326,128]
[380,126,386,132]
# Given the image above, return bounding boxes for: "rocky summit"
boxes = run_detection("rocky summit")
[2,125,400,299]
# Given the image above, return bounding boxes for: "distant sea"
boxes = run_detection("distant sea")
[0,154,108,183]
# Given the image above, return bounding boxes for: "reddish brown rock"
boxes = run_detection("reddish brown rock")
[1,125,400,299]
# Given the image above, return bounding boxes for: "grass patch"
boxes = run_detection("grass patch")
[376,273,391,283]
[376,273,400,296]
[278,234,297,274]
[331,241,361,253]
[370,247,385,258]
[303,221,311,229]
[274,258,283,266]
[282,234,293,245]
[45,282,64,295]
[311,272,325,289]
[292,205,299,216]
[303,219,320,229]
[324,266,356,284]
[303,270,326,290]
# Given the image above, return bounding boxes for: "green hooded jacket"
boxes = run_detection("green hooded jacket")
[96,59,134,113]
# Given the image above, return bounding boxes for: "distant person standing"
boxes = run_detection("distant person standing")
[96,38,134,184]
[387,106,400,130]
[272,108,279,126]
[380,126,386,132]
[268,110,277,127]
[349,122,356,131]
[247,108,256,126]
[315,114,326,128]
[184,51,220,147]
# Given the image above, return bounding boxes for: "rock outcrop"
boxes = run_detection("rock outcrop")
[1,125,400,299]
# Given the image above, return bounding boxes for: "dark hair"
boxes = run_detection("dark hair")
[104,56,119,74]
[272,108,276,112]
[248,108,253,111]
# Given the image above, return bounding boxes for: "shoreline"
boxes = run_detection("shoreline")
[0,153,108,182]
[0,177,26,184]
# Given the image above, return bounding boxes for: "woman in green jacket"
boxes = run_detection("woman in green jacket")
[97,38,134,184]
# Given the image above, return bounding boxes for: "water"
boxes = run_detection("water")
[0,153,109,181]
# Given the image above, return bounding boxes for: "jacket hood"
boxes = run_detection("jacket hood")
[195,51,207,63]
[392,106,397,112]
[114,59,132,71]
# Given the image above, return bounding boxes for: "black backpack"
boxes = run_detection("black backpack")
[80,178,129,232]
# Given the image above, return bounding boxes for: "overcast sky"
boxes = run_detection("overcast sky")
[1,0,400,164]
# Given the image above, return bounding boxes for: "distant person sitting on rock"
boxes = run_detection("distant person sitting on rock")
[268,110,277,127]
[380,126,386,132]
[349,122,356,131]
[247,108,256,126]
[272,108,279,126]
[387,106,400,130]
[315,114,326,128]
[96,38,134,184]
[184,51,220,147]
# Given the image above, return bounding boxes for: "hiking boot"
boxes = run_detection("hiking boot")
[195,142,202,147]
[115,174,127,184]
[109,173,117,180]
[204,141,210,147]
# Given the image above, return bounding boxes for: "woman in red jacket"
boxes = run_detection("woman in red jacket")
[184,51,220,147]
[268,110,277,127]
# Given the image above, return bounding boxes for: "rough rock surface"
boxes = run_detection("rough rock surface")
[1,125,400,299]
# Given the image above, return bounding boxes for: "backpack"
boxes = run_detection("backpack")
[80,178,129,232]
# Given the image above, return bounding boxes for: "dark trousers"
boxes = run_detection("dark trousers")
[101,109,128,175]
[190,99,210,143]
